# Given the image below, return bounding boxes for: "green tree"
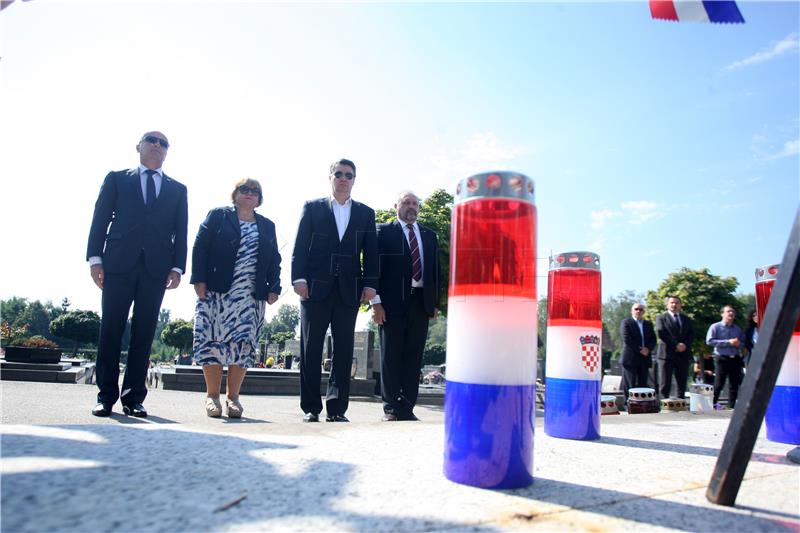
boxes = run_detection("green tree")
[375,188,453,315]
[602,290,644,358]
[644,267,742,357]
[161,319,193,355]
[13,300,54,339]
[264,304,300,344]
[1,296,29,326]
[422,343,446,366]
[49,310,100,356]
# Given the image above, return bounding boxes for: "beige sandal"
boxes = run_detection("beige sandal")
[206,396,222,418]
[226,398,243,418]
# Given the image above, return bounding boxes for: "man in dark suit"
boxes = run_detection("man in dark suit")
[370,191,442,421]
[291,159,378,422]
[656,295,694,399]
[620,303,657,403]
[86,131,188,417]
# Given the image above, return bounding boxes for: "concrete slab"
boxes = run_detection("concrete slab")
[1,381,797,532]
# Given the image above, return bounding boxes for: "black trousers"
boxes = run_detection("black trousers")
[379,291,429,416]
[714,356,744,407]
[622,363,649,403]
[96,256,166,406]
[299,288,358,416]
[659,354,691,399]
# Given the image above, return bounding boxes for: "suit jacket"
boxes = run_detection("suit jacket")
[86,168,188,278]
[656,312,694,361]
[291,197,378,306]
[620,317,657,368]
[190,207,282,300]
[376,220,442,317]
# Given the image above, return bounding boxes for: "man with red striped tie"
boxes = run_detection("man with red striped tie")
[371,191,443,421]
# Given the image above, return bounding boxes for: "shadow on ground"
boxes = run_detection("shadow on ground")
[1,425,491,532]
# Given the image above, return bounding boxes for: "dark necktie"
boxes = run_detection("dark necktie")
[407,223,422,282]
[675,314,682,332]
[145,169,157,207]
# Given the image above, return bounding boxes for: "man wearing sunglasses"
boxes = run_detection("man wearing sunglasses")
[291,158,378,422]
[620,303,657,404]
[86,131,188,418]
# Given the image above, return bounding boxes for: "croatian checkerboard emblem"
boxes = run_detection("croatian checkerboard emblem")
[580,334,601,374]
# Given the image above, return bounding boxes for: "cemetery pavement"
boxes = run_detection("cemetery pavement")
[1,381,798,532]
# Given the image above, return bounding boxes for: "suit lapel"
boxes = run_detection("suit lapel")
[223,207,240,235]
[322,199,340,242]
[128,168,145,206]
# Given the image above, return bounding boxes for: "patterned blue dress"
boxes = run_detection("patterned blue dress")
[193,221,265,368]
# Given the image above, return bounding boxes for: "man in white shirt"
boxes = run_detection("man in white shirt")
[291,159,378,422]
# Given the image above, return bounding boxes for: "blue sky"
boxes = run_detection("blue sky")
[1,1,797,324]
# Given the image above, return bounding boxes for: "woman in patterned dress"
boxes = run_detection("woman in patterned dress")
[190,178,281,417]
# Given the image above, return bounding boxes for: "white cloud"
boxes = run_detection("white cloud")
[765,139,800,160]
[744,176,762,184]
[621,200,662,224]
[431,132,523,177]
[724,33,799,71]
[590,208,622,229]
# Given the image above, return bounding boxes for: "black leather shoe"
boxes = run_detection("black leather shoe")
[381,413,398,422]
[399,412,420,421]
[326,414,350,422]
[303,413,319,423]
[92,403,113,417]
[122,403,147,417]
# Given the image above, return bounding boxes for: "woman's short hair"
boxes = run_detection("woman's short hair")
[231,178,263,207]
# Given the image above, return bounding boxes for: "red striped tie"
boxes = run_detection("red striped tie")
[407,224,422,282]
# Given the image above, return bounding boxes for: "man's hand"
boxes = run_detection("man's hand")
[430,308,439,321]
[729,338,741,347]
[166,271,181,290]
[267,292,279,305]
[639,347,650,356]
[90,264,104,289]
[371,303,386,325]
[361,287,376,303]
[676,342,687,352]
[293,281,309,299]
[194,282,207,299]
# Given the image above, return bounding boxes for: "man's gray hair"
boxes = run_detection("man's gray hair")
[395,190,420,204]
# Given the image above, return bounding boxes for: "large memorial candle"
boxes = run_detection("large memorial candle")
[444,171,537,489]
[755,263,800,444]
[544,251,602,440]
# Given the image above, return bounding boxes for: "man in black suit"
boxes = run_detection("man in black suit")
[291,159,378,422]
[656,296,694,399]
[620,303,657,403]
[86,131,188,417]
[370,191,442,421]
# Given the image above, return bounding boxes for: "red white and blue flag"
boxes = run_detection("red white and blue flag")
[650,1,745,24]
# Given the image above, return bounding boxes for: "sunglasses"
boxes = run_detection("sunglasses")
[633,308,645,311]
[333,171,355,180]
[143,135,170,149]
[238,186,261,196]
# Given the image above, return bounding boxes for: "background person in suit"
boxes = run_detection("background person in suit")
[370,191,442,422]
[190,178,281,419]
[291,159,378,423]
[86,131,188,417]
[655,296,694,399]
[620,303,657,403]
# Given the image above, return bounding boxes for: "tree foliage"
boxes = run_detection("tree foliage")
[161,319,194,354]
[422,343,446,366]
[49,310,101,356]
[602,290,644,358]
[644,267,743,356]
[263,304,300,343]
